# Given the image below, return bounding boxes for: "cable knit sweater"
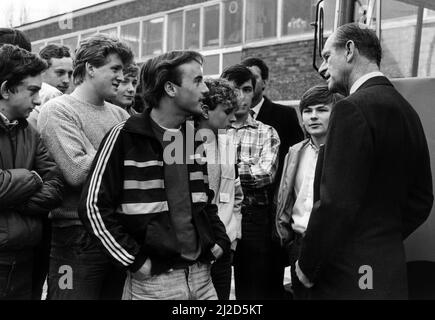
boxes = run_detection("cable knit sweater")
[38,94,129,226]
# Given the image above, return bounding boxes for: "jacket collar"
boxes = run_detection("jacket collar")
[122,109,190,139]
[0,114,28,132]
[355,75,393,93]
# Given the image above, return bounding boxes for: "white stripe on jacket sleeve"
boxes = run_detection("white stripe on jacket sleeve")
[85,121,136,266]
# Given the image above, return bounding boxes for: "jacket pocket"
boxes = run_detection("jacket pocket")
[3,212,42,249]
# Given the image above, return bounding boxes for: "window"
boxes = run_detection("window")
[203,5,220,48]
[167,11,184,51]
[62,36,78,53]
[185,9,200,50]
[203,54,220,75]
[418,8,435,76]
[142,18,164,57]
[81,31,97,40]
[246,0,277,41]
[224,0,243,45]
[281,0,335,37]
[100,27,118,38]
[380,0,419,77]
[223,51,241,69]
[120,22,140,57]
[282,0,312,36]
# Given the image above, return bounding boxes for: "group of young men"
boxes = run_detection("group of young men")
[0,21,432,301]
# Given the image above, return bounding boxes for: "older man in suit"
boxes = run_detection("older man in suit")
[294,23,433,299]
[241,57,304,299]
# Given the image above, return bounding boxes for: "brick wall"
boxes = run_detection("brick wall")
[24,0,203,42]
[242,39,325,101]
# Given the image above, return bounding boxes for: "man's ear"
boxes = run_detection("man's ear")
[345,40,356,63]
[86,62,95,78]
[262,79,267,92]
[0,81,10,99]
[164,81,177,98]
[201,104,210,120]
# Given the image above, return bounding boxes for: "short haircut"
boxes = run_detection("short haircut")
[220,64,256,89]
[73,34,134,85]
[0,44,47,99]
[39,44,71,66]
[123,63,139,78]
[334,22,382,67]
[299,84,344,114]
[0,28,31,52]
[241,57,269,80]
[140,50,203,109]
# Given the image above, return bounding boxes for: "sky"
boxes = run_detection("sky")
[0,0,107,27]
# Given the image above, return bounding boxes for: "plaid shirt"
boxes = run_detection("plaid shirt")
[229,114,280,206]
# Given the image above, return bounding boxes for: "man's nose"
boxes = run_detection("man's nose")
[62,75,70,85]
[116,70,124,81]
[229,113,236,123]
[200,82,209,95]
[319,61,327,78]
[33,92,41,106]
[127,83,135,93]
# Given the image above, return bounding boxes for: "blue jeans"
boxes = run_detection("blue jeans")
[123,262,217,300]
[47,225,126,300]
[0,250,34,300]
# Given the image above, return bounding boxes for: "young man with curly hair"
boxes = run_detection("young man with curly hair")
[195,78,243,299]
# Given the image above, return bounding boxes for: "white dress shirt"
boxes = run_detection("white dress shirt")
[250,97,264,120]
[292,140,320,234]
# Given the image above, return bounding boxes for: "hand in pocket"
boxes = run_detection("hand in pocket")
[132,258,152,281]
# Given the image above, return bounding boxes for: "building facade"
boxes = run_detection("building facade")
[18,0,435,101]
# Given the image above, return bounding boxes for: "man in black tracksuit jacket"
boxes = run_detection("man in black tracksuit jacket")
[78,50,230,300]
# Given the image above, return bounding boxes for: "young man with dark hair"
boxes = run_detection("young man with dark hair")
[241,56,303,299]
[39,44,73,94]
[38,34,134,300]
[295,23,433,299]
[222,64,280,300]
[78,50,230,300]
[195,78,244,300]
[107,63,139,115]
[0,44,64,300]
[0,28,31,51]
[275,85,343,299]
[28,44,74,128]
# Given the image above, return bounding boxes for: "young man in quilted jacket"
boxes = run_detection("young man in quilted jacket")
[0,44,64,300]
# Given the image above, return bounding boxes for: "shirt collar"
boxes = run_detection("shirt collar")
[230,113,259,130]
[307,139,321,152]
[251,97,264,120]
[349,71,384,95]
[0,111,19,128]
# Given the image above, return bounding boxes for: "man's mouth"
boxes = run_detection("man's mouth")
[57,85,68,92]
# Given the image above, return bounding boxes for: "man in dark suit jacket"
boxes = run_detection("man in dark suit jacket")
[242,57,304,299]
[294,23,433,299]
